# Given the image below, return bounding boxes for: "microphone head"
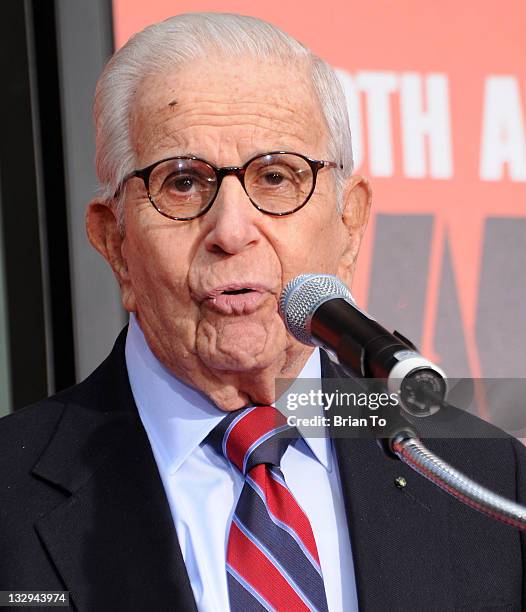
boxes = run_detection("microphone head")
[279,274,355,345]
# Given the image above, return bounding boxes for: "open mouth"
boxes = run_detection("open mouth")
[203,284,268,314]
[221,288,254,295]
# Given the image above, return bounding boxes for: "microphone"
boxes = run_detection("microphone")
[279,274,526,532]
[279,273,447,417]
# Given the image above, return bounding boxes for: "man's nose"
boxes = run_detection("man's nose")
[203,176,262,255]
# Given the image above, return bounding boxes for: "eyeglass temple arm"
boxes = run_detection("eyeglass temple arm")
[113,169,142,200]
[320,160,343,170]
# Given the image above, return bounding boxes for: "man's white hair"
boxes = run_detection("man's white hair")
[94,13,354,221]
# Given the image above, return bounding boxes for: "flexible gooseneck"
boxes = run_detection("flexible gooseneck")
[391,433,526,531]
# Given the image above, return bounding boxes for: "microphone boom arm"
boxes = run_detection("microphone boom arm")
[391,433,526,531]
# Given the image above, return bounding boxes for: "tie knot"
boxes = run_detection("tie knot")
[206,406,296,475]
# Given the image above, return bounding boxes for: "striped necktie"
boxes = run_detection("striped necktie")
[206,405,329,612]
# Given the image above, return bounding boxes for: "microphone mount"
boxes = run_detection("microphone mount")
[280,273,526,532]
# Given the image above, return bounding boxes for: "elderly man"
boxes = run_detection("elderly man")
[1,13,525,612]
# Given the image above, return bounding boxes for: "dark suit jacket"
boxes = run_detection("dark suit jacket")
[1,328,525,611]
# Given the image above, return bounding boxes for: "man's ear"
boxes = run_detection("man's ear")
[337,175,372,287]
[86,199,136,312]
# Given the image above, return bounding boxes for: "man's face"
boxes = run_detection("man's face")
[88,55,370,410]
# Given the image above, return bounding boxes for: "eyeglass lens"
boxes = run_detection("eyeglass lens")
[147,153,314,218]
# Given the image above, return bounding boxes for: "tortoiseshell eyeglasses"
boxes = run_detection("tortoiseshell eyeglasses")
[117,151,341,221]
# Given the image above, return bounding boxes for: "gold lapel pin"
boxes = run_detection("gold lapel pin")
[394,476,407,489]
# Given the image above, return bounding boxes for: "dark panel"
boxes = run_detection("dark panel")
[31,0,76,391]
[476,217,526,377]
[0,1,48,408]
[435,234,470,378]
[367,214,433,348]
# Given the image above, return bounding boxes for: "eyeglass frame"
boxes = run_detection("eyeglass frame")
[116,151,342,221]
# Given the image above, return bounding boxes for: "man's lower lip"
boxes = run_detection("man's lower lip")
[204,292,266,314]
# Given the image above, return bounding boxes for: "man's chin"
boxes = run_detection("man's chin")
[196,318,287,371]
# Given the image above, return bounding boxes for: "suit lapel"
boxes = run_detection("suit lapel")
[321,353,455,611]
[31,331,197,612]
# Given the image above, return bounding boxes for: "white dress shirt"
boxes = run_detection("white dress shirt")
[125,314,358,611]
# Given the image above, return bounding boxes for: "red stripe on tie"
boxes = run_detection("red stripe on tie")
[227,521,310,612]
[250,465,320,565]
[225,406,286,472]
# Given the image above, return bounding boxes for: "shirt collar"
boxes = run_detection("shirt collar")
[125,313,331,475]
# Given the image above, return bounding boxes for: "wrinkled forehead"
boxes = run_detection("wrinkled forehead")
[128,55,329,166]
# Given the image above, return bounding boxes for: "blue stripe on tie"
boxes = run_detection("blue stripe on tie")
[222,406,258,460]
[268,466,287,487]
[232,515,320,612]
[227,564,273,612]
[235,480,328,611]
[242,424,291,474]
[246,474,323,576]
